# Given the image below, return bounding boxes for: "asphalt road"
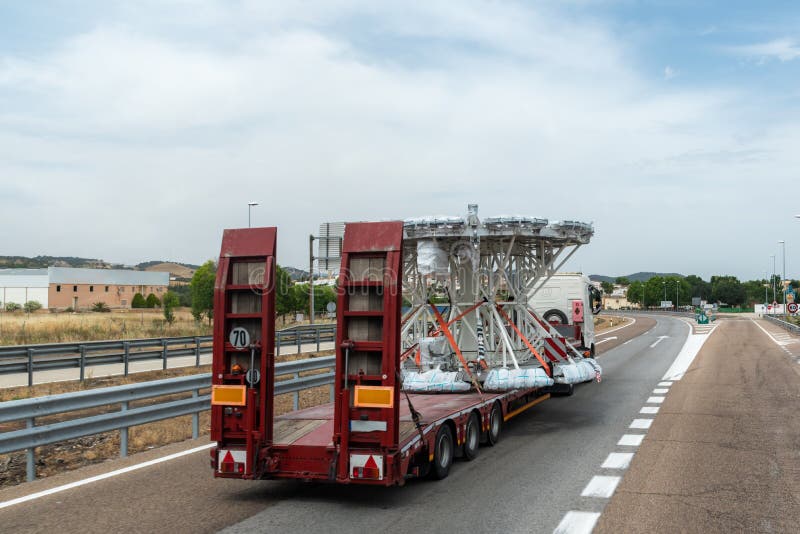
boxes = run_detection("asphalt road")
[0,315,681,534]
[596,318,800,532]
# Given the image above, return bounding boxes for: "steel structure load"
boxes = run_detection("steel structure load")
[401,204,599,388]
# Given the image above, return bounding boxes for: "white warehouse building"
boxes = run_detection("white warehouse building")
[0,269,50,308]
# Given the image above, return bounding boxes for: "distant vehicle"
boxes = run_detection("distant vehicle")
[528,273,603,356]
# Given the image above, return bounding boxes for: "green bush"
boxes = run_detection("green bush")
[132,293,147,308]
[23,301,43,313]
[162,291,180,324]
[146,293,161,308]
[5,302,21,312]
[91,302,111,313]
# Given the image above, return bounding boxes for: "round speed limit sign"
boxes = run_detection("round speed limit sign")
[789,302,799,314]
[229,327,250,348]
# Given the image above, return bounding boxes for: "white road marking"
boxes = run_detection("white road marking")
[662,320,716,381]
[647,396,665,404]
[630,418,653,429]
[640,406,659,414]
[553,511,601,534]
[623,339,633,345]
[581,475,621,498]
[595,336,617,345]
[597,317,637,336]
[0,443,215,510]
[751,319,799,347]
[653,388,669,394]
[601,452,634,469]
[649,335,669,348]
[618,434,645,446]
[658,381,673,387]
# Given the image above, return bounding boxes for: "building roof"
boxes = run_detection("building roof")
[47,267,169,285]
[0,269,48,276]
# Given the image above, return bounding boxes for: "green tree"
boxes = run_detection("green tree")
[710,275,745,306]
[132,293,147,308]
[23,300,42,313]
[601,281,614,294]
[5,302,21,312]
[615,276,630,286]
[170,284,192,307]
[190,260,216,323]
[627,280,646,307]
[146,293,161,308]
[275,265,294,318]
[685,275,711,302]
[91,301,111,312]
[162,291,180,324]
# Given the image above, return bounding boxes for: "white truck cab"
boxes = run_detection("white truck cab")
[528,273,603,355]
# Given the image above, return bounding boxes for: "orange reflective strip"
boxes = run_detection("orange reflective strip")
[496,305,551,376]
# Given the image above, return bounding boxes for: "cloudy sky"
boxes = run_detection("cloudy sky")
[1,1,798,280]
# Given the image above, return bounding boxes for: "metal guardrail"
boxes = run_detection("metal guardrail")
[763,315,800,334]
[0,355,336,482]
[0,323,336,385]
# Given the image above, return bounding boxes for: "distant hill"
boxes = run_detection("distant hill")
[0,255,123,269]
[140,261,198,280]
[590,272,684,283]
[283,266,309,281]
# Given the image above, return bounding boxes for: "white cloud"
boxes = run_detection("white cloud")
[0,1,797,280]
[663,65,677,80]
[729,38,800,62]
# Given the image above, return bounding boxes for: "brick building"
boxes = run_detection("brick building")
[0,267,169,310]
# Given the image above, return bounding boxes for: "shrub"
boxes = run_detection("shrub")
[132,293,147,308]
[64,306,74,313]
[91,302,111,313]
[5,302,21,312]
[162,291,180,325]
[146,293,161,308]
[23,301,43,313]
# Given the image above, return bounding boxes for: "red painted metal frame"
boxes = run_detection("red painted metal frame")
[211,227,276,480]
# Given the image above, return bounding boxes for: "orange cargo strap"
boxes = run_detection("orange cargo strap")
[446,300,485,328]
[428,303,482,395]
[496,305,551,377]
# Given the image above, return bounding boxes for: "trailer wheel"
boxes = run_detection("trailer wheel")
[486,402,502,446]
[463,413,480,461]
[544,309,568,325]
[431,425,454,480]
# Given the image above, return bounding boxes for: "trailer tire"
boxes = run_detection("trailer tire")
[486,402,502,446]
[463,412,480,461]
[544,309,568,325]
[431,425,454,480]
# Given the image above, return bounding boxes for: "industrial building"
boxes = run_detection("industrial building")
[0,267,169,310]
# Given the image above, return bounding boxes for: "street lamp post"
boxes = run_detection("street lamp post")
[663,280,666,308]
[779,240,786,317]
[675,280,679,311]
[771,254,776,303]
[247,201,259,228]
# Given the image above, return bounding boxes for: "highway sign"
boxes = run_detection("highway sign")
[229,327,250,348]
[789,302,799,314]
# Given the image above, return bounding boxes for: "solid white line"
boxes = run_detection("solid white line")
[751,319,789,347]
[647,396,665,404]
[553,511,601,534]
[581,475,621,498]
[658,381,673,387]
[595,337,617,345]
[602,452,634,469]
[649,337,667,348]
[618,434,645,446]
[0,443,215,510]
[597,317,637,336]
[623,339,633,345]
[661,320,714,382]
[653,388,669,394]
[630,418,653,429]
[640,406,659,414]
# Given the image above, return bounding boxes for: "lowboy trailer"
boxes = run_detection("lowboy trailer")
[210,221,554,485]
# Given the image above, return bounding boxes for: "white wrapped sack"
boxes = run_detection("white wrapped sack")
[552,358,601,384]
[416,240,449,278]
[483,367,553,391]
[402,370,471,392]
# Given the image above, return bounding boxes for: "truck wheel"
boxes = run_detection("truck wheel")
[486,402,502,446]
[431,425,454,480]
[463,413,480,461]
[544,310,568,325]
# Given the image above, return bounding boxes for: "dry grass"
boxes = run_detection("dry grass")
[594,315,629,333]
[0,308,212,346]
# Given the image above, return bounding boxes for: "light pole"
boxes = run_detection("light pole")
[675,279,679,311]
[247,202,259,227]
[663,280,666,307]
[779,240,786,317]
[771,254,776,303]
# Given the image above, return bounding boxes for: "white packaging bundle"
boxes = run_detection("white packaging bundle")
[552,358,601,384]
[416,240,449,278]
[483,367,554,391]
[402,370,471,392]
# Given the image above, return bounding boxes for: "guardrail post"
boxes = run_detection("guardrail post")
[120,401,128,458]
[293,372,300,411]
[27,348,34,387]
[79,345,86,381]
[192,389,199,439]
[123,341,130,376]
[162,340,168,370]
[297,334,301,355]
[194,337,201,367]
[329,383,334,403]
[276,332,281,357]
[26,418,35,482]
[316,329,321,352]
